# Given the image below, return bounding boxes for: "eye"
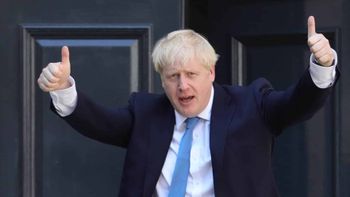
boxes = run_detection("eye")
[167,73,178,80]
[187,72,197,77]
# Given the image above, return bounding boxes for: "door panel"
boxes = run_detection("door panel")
[230,31,338,197]
[22,24,153,197]
[201,0,347,196]
[0,0,183,196]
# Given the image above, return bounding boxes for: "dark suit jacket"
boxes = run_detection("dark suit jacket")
[57,69,338,197]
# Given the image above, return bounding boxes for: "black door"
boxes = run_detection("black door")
[187,0,349,196]
[2,1,350,197]
[0,1,184,197]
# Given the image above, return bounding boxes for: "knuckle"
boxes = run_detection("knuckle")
[308,40,312,46]
[46,83,54,89]
[43,67,50,76]
[308,41,315,48]
[311,45,317,51]
[48,63,59,74]
[320,56,328,62]
[39,83,48,92]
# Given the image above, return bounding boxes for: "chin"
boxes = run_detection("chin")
[179,110,199,118]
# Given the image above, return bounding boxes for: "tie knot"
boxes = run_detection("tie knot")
[185,117,199,130]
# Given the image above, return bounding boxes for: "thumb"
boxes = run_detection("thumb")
[59,46,71,80]
[307,16,316,38]
[61,46,70,66]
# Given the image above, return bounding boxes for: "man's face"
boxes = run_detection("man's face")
[161,57,215,117]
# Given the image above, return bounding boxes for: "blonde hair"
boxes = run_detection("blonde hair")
[152,29,219,73]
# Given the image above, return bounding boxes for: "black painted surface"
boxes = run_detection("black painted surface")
[1,0,349,197]
[192,0,348,196]
[0,0,182,196]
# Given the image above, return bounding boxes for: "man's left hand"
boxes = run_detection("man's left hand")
[307,16,334,67]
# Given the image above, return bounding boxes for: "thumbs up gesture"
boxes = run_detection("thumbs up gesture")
[307,16,334,67]
[37,46,71,92]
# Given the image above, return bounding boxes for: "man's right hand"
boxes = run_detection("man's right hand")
[37,46,71,92]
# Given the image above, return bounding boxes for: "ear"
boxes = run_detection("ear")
[209,65,215,82]
[160,74,166,88]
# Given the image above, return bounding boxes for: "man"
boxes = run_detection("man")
[37,16,339,196]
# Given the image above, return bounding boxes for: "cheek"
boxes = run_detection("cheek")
[163,84,177,98]
[197,77,212,90]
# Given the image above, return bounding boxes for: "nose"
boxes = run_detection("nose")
[178,75,189,91]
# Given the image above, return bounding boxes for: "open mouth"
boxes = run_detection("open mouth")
[179,96,194,104]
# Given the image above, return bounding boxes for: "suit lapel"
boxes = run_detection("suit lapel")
[143,95,175,196]
[210,84,236,193]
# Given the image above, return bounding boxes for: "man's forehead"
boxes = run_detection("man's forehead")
[166,60,201,70]
[163,64,188,73]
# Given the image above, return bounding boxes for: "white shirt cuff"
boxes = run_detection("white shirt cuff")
[49,76,78,117]
[309,49,338,89]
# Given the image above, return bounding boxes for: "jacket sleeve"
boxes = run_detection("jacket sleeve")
[255,67,340,135]
[51,90,135,147]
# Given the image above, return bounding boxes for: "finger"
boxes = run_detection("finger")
[314,49,334,67]
[38,81,50,92]
[314,47,331,59]
[319,54,334,66]
[61,46,70,65]
[308,34,323,47]
[308,16,316,38]
[40,73,56,88]
[310,38,328,54]
[315,47,333,61]
[47,62,62,77]
[318,53,332,63]
[42,67,60,83]
[38,75,53,92]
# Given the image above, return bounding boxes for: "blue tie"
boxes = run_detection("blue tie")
[168,117,199,197]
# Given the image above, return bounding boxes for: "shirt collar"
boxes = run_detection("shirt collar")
[174,85,214,129]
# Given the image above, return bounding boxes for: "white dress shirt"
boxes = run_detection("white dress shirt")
[50,53,338,196]
[154,86,215,197]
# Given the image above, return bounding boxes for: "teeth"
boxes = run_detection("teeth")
[180,96,192,101]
